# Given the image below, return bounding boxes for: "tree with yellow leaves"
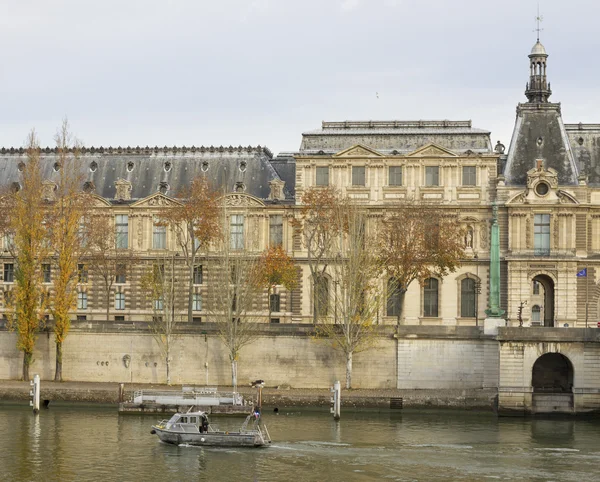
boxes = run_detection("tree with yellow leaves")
[0,131,50,380]
[47,121,90,381]
[256,245,297,322]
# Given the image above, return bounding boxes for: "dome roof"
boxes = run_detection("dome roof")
[530,41,547,56]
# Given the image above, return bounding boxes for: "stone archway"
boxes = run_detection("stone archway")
[531,353,574,414]
[531,274,555,327]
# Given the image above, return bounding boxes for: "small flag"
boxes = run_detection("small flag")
[576,268,587,277]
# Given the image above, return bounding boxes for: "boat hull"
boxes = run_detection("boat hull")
[152,427,268,448]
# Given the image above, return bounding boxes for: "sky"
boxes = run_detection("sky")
[1,0,599,156]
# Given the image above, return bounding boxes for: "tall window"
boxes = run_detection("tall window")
[352,166,366,186]
[77,292,88,310]
[3,233,14,252]
[42,264,51,283]
[115,264,126,284]
[3,263,14,283]
[313,275,329,317]
[269,215,283,247]
[386,278,401,317]
[533,280,540,295]
[423,278,439,317]
[115,214,129,249]
[461,278,476,318]
[270,293,281,313]
[78,264,88,283]
[154,298,164,311]
[425,166,439,186]
[193,265,203,285]
[316,167,329,186]
[532,305,541,322]
[389,166,403,186]
[115,292,125,310]
[230,214,244,250]
[153,217,166,249]
[534,214,550,256]
[462,166,477,186]
[193,293,202,311]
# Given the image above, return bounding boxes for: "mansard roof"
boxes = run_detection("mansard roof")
[299,120,493,155]
[0,145,293,202]
[565,123,600,185]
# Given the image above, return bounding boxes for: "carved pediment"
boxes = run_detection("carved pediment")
[89,194,112,207]
[221,193,265,208]
[407,143,458,158]
[333,144,383,158]
[131,192,181,208]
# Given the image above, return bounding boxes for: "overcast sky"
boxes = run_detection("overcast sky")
[1,0,599,155]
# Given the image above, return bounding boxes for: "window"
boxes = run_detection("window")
[77,292,88,310]
[532,305,541,322]
[76,315,87,322]
[114,315,125,322]
[423,278,439,317]
[115,292,125,310]
[386,278,401,317]
[42,264,51,283]
[389,166,403,186]
[270,294,281,313]
[460,278,476,318]
[269,215,283,247]
[352,166,366,186]
[193,293,202,311]
[230,214,244,250]
[270,318,280,324]
[153,217,166,249]
[193,265,203,285]
[533,280,540,295]
[115,214,129,249]
[3,233,14,251]
[315,167,329,186]
[78,264,88,283]
[3,263,14,283]
[154,298,164,311]
[313,275,329,317]
[425,166,439,186]
[462,166,477,186]
[534,214,550,256]
[115,264,126,284]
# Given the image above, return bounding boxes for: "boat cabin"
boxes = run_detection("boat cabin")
[165,411,210,433]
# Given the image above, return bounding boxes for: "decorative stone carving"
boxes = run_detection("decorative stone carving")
[42,180,57,201]
[526,216,532,248]
[148,194,174,206]
[268,179,286,201]
[480,222,488,249]
[224,194,264,207]
[115,179,132,201]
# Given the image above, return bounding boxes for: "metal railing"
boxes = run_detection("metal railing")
[133,388,245,406]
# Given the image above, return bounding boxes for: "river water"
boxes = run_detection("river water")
[1,403,599,482]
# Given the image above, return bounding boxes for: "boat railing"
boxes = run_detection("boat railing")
[132,388,245,406]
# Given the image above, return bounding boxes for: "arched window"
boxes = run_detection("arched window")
[423,278,439,318]
[461,278,476,318]
[387,278,401,317]
[313,275,329,318]
[532,305,541,322]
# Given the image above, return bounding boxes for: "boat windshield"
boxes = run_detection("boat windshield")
[166,414,180,424]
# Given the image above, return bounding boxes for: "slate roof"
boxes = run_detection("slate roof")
[0,145,289,201]
[565,124,600,185]
[299,120,493,154]
[270,155,296,198]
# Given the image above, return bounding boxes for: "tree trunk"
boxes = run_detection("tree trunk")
[166,343,171,385]
[267,286,272,323]
[55,341,63,382]
[346,351,353,389]
[231,358,238,392]
[188,262,194,324]
[22,352,32,381]
[105,279,111,322]
[396,289,406,326]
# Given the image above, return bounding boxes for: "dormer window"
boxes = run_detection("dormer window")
[127,161,134,172]
[90,161,98,172]
[164,161,172,172]
[535,182,549,196]
[239,161,247,173]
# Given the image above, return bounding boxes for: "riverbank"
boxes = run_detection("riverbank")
[0,380,497,410]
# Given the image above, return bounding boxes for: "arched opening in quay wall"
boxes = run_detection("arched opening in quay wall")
[531,353,574,414]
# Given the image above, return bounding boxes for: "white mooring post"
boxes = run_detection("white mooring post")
[30,374,40,414]
[330,381,341,420]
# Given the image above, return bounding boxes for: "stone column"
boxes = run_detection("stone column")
[484,203,506,334]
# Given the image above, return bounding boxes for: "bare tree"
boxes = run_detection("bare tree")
[377,200,466,325]
[314,201,386,388]
[205,199,263,391]
[158,177,221,323]
[0,131,50,380]
[141,253,180,385]
[85,212,136,322]
[256,245,297,323]
[293,186,345,323]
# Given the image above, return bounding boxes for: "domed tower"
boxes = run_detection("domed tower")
[525,41,552,103]
[502,39,578,185]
